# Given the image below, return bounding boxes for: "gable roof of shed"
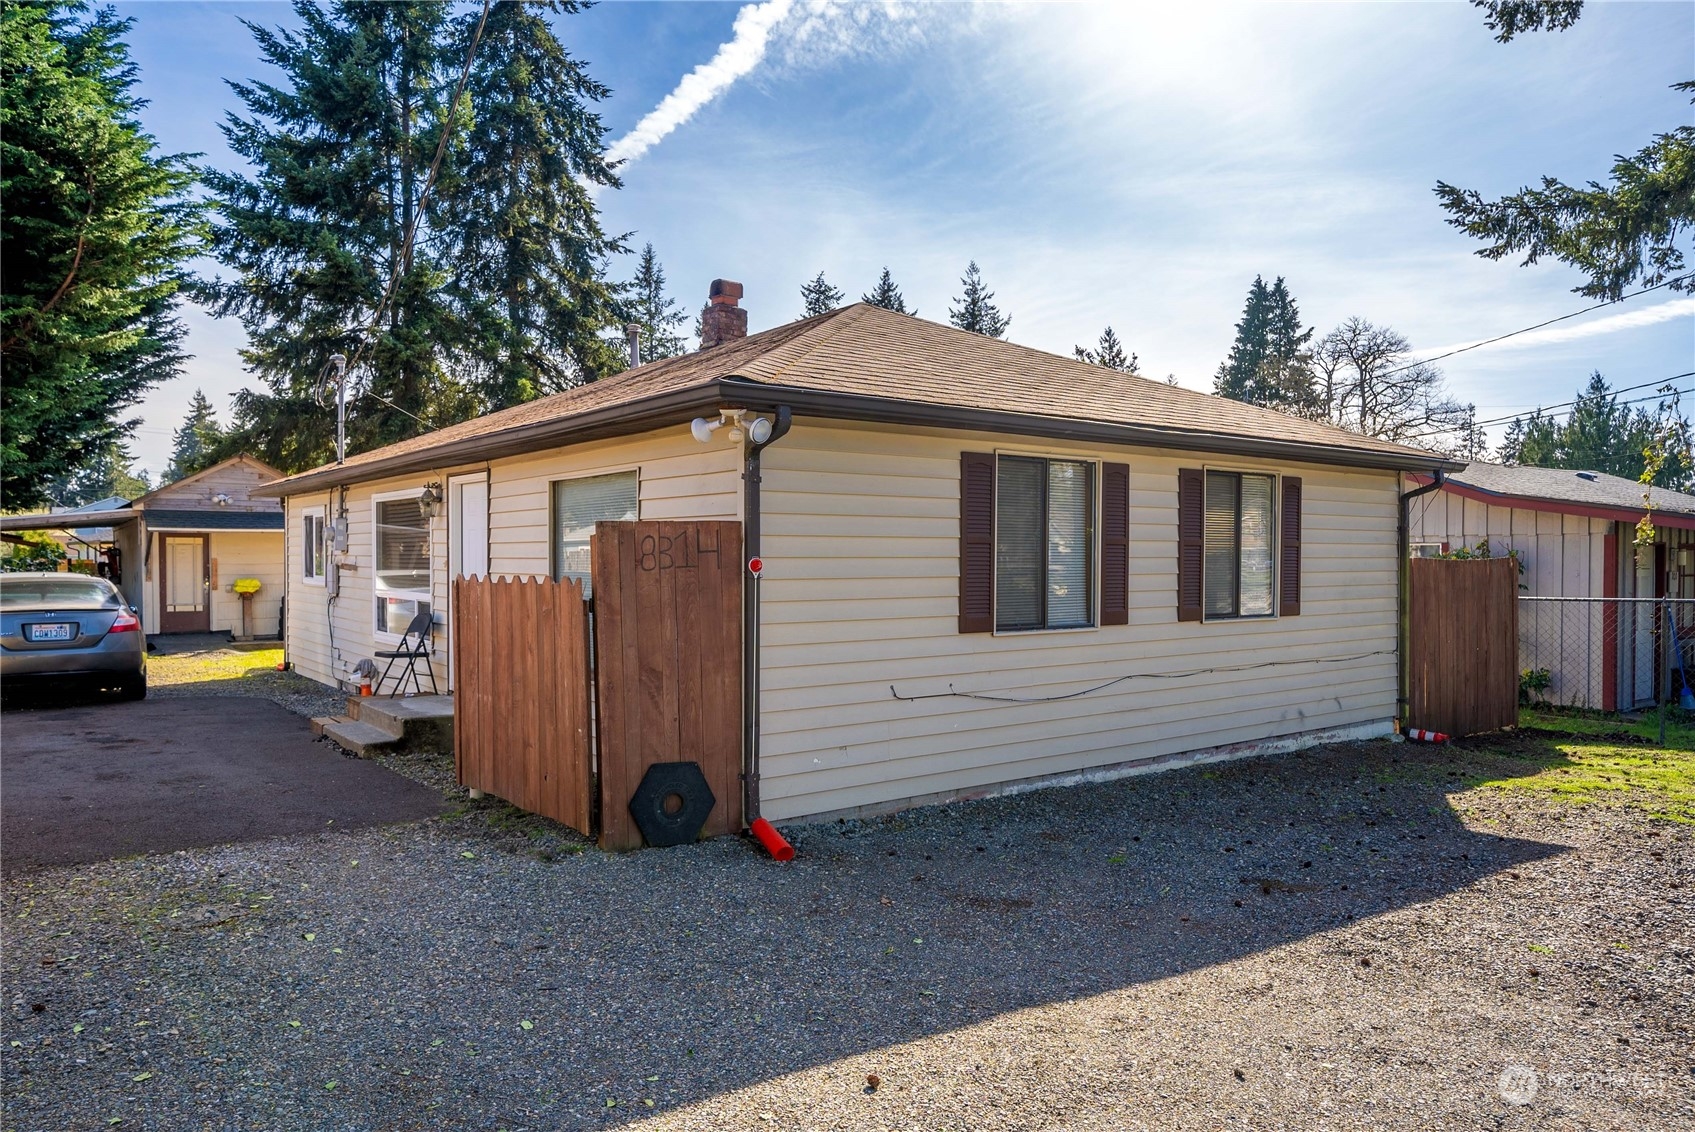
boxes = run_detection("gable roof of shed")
[258,304,1460,496]
[1440,461,1695,520]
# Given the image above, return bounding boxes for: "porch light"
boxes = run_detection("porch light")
[418,482,443,519]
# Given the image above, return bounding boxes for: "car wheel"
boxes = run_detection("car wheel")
[119,675,147,701]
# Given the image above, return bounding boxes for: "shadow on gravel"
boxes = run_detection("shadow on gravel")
[3,732,1584,1130]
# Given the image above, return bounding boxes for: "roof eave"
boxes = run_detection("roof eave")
[255,374,1461,499]
[253,382,735,497]
[724,382,1464,473]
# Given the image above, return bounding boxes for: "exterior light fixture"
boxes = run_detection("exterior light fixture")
[746,416,774,445]
[418,482,444,519]
[690,416,724,443]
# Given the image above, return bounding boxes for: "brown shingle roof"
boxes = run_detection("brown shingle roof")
[260,304,1458,495]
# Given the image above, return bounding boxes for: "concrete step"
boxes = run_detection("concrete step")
[342,694,454,754]
[312,716,402,758]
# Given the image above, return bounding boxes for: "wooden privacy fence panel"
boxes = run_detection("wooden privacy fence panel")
[1408,556,1519,737]
[453,575,594,835]
[593,521,743,851]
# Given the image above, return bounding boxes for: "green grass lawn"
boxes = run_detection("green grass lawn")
[148,645,286,688]
[1451,707,1695,824]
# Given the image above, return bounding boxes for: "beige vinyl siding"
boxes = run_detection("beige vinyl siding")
[486,430,741,576]
[208,531,284,636]
[756,420,1399,821]
[282,425,741,689]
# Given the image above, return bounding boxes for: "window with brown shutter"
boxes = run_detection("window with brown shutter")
[959,452,996,633]
[1279,476,1302,616]
[1177,468,1204,621]
[1101,463,1129,625]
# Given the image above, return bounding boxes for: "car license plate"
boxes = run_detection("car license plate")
[26,623,74,642]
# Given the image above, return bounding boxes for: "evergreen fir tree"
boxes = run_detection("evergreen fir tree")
[43,439,152,506]
[1215,276,1315,411]
[948,261,1010,338]
[445,0,625,401]
[862,267,913,315]
[1073,326,1140,374]
[1,1,202,508]
[800,271,845,318]
[163,389,224,482]
[1498,372,1694,489]
[205,1,472,471]
[1214,277,1270,401]
[624,243,687,362]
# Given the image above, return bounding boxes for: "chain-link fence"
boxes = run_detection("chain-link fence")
[1518,597,1695,710]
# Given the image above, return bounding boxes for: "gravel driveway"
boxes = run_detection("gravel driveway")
[3,650,1691,1129]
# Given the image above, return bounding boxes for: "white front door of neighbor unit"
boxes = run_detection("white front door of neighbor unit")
[447,473,489,690]
[1634,549,1656,705]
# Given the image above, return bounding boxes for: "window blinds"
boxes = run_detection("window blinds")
[375,499,429,593]
[553,471,638,589]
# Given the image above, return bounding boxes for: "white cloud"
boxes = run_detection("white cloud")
[605,0,796,169]
[1420,297,1695,358]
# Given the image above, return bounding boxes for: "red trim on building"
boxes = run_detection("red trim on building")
[1407,475,1695,531]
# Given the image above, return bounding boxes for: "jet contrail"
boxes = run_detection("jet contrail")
[1422,297,1695,358]
[606,0,796,169]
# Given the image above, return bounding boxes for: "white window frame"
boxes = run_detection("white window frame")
[1200,464,1280,623]
[550,466,641,589]
[991,448,1101,636]
[300,505,327,585]
[372,488,433,642]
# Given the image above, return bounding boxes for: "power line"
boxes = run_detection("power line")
[1380,273,1693,381]
[1417,371,1695,438]
[1403,384,1693,444]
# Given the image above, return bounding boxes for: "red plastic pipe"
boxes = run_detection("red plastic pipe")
[750,818,795,861]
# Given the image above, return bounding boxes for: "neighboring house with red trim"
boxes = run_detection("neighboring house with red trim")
[1408,461,1695,710]
[255,285,1461,823]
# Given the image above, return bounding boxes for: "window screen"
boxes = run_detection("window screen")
[552,471,638,589]
[995,456,1094,631]
[1204,470,1276,619]
[375,498,430,594]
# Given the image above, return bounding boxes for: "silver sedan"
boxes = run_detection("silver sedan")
[0,573,146,700]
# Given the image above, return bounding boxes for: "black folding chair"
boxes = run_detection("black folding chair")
[375,608,439,697]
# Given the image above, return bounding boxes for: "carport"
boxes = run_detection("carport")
[0,507,144,616]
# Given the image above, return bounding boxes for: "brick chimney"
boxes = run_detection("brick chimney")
[699,279,747,350]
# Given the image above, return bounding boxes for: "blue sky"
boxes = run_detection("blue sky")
[119,0,1693,476]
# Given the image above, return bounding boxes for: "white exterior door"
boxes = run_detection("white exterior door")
[447,474,489,690]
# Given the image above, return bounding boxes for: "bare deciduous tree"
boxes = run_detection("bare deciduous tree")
[1306,318,1475,453]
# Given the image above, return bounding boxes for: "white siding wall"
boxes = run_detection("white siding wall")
[208,531,284,636]
[1407,490,1611,597]
[756,421,1400,821]
[282,427,742,689]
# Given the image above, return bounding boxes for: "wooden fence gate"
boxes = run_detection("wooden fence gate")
[1408,556,1518,737]
[453,576,594,835]
[451,522,744,849]
[592,521,743,850]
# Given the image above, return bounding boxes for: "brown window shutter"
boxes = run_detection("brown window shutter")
[1101,463,1130,625]
[959,452,996,633]
[1279,476,1302,616]
[1177,468,1203,622]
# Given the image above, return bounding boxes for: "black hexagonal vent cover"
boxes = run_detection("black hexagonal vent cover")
[629,761,716,848]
